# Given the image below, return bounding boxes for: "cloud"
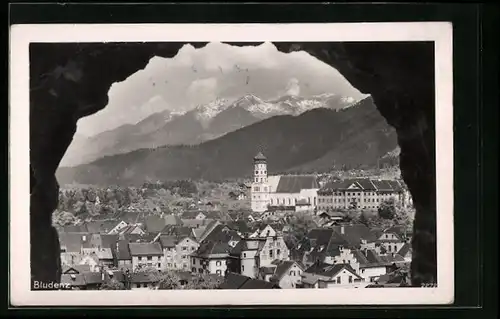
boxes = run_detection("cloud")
[77,42,364,136]
[285,78,300,96]
[186,78,218,106]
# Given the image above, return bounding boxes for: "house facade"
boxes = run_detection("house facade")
[158,235,199,271]
[128,242,164,271]
[301,263,366,289]
[317,178,410,211]
[191,241,234,276]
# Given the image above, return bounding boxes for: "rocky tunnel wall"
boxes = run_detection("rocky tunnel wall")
[29,41,436,287]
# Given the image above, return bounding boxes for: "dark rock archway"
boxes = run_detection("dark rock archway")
[29,41,436,287]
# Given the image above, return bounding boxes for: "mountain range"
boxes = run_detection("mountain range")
[61,93,357,167]
[57,96,398,186]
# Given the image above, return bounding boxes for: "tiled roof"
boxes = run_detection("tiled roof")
[253,152,266,161]
[114,240,131,260]
[275,175,319,193]
[100,234,119,249]
[158,235,179,248]
[86,220,122,234]
[62,224,88,233]
[219,272,280,289]
[144,215,166,233]
[397,243,411,257]
[193,241,232,258]
[97,248,113,260]
[59,233,88,253]
[270,260,301,282]
[181,210,205,219]
[182,218,215,228]
[319,178,405,194]
[62,264,91,274]
[331,224,378,247]
[164,214,183,226]
[130,272,158,283]
[203,225,241,243]
[305,262,362,280]
[128,242,163,256]
[192,227,207,241]
[83,272,104,285]
[61,274,87,286]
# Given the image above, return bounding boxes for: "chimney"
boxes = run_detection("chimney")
[340,226,345,235]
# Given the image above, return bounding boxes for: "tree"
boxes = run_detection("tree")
[52,210,77,226]
[378,198,396,220]
[100,279,126,290]
[185,274,222,290]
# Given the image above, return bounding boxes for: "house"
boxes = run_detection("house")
[330,224,378,249]
[226,220,253,237]
[128,242,164,271]
[197,220,223,243]
[157,234,199,271]
[318,211,345,224]
[295,198,315,212]
[118,224,146,236]
[250,152,320,213]
[301,262,366,288]
[260,260,305,289]
[79,253,100,272]
[317,178,410,211]
[219,272,281,289]
[129,272,158,290]
[181,210,207,220]
[59,232,89,266]
[60,266,89,290]
[113,240,133,271]
[397,243,412,262]
[144,215,167,233]
[201,224,241,246]
[385,225,413,243]
[191,241,234,276]
[96,247,114,269]
[202,201,222,211]
[292,228,350,268]
[229,190,247,201]
[332,247,405,283]
[182,218,215,229]
[229,231,290,279]
[164,214,183,226]
[375,228,406,255]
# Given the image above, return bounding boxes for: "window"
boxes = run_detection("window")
[242,265,245,271]
[290,271,295,276]
[216,261,221,266]
[192,267,196,273]
[269,250,273,258]
[254,186,260,192]
[349,276,353,283]
[243,253,247,258]
[255,171,258,175]
[277,249,281,255]
[385,234,389,239]
[388,245,392,252]
[216,270,222,275]
[167,263,172,267]
[191,246,195,251]
[337,277,341,284]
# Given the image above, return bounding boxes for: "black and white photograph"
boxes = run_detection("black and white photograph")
[10,22,454,306]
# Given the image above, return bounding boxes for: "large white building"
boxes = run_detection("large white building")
[317,178,413,211]
[250,152,320,213]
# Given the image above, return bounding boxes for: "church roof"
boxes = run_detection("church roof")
[254,152,267,161]
[275,175,319,194]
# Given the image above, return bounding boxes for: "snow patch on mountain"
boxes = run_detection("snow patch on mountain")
[193,98,230,122]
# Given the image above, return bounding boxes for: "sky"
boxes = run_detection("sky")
[77,42,364,137]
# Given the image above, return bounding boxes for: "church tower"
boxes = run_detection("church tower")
[251,152,270,213]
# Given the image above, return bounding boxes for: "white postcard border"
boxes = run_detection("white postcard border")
[9,22,454,306]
